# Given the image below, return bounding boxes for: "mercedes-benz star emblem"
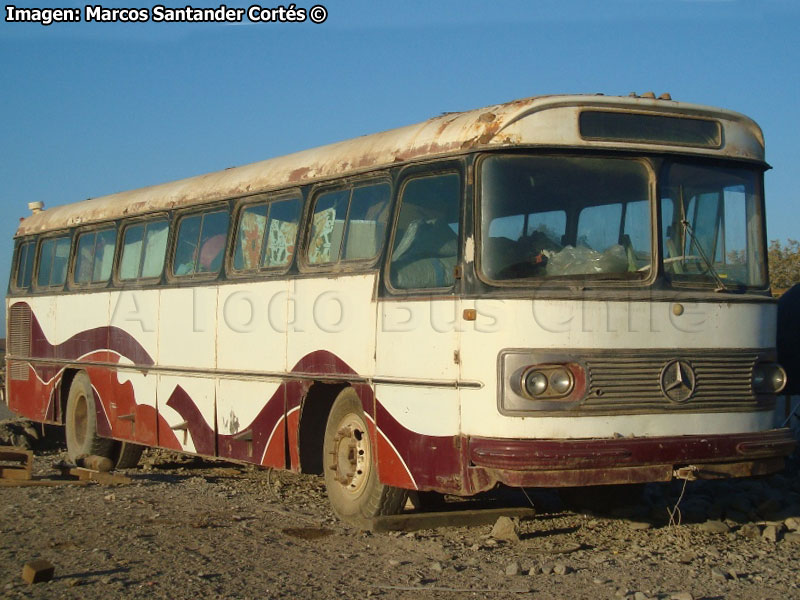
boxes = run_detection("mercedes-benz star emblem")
[659,359,697,403]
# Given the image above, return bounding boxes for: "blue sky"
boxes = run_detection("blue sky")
[1,0,799,332]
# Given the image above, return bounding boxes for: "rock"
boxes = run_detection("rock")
[627,520,652,530]
[21,560,55,584]
[710,567,728,583]
[676,551,695,564]
[699,520,730,534]
[670,593,694,600]
[553,563,572,575]
[549,542,582,554]
[388,559,400,567]
[633,592,649,600]
[505,561,521,576]
[783,532,800,543]
[541,563,555,575]
[738,523,761,539]
[490,516,520,542]
[762,524,781,543]
[785,517,800,531]
[429,561,442,572]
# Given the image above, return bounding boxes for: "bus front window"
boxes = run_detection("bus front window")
[479,155,652,282]
[660,162,767,289]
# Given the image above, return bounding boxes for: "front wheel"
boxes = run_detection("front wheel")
[65,372,114,463]
[323,388,407,524]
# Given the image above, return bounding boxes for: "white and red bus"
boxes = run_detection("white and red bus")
[5,93,793,524]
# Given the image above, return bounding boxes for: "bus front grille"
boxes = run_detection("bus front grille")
[583,350,766,413]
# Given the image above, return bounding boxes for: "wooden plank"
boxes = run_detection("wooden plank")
[0,446,33,480]
[61,467,132,485]
[370,506,536,532]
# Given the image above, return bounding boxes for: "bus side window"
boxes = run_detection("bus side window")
[233,197,301,272]
[74,228,117,285]
[389,173,461,290]
[14,240,35,290]
[307,181,390,266]
[308,189,349,264]
[36,235,71,288]
[262,197,301,268]
[342,183,390,261]
[172,210,229,277]
[119,219,169,281]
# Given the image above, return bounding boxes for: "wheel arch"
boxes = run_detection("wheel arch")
[58,368,82,425]
[296,381,351,475]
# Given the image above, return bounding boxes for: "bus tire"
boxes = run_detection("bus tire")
[323,388,407,524]
[113,441,144,469]
[65,372,114,463]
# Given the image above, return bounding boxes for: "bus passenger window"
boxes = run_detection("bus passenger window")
[74,228,117,284]
[307,182,390,267]
[234,205,268,271]
[308,190,349,264]
[262,198,301,268]
[119,219,169,281]
[389,173,461,290]
[36,236,71,288]
[233,197,301,272]
[173,210,229,277]
[343,183,390,261]
[14,241,35,290]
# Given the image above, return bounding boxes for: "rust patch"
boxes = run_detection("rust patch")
[288,166,312,183]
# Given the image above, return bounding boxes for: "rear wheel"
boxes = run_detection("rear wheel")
[112,441,144,469]
[65,372,113,463]
[323,388,407,524]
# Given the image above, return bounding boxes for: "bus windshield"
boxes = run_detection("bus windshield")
[479,155,653,282]
[660,162,767,289]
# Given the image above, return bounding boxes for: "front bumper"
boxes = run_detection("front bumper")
[467,428,795,492]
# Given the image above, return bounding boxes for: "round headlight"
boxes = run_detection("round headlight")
[524,371,548,396]
[550,368,574,395]
[753,364,788,393]
[771,367,787,393]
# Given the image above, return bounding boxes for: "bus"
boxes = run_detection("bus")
[5,93,794,525]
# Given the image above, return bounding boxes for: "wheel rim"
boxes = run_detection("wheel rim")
[73,393,88,447]
[329,413,371,497]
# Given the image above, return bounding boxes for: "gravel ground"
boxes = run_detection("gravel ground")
[2,419,800,600]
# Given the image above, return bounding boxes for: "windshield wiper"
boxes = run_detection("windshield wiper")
[680,218,729,292]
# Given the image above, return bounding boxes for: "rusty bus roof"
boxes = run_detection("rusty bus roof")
[15,93,766,237]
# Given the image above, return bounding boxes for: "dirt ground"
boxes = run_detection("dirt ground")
[2,419,800,600]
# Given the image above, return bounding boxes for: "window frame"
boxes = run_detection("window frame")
[299,175,393,273]
[473,152,658,290]
[166,203,232,283]
[228,191,304,279]
[70,225,119,289]
[383,162,465,296]
[114,214,172,286]
[33,232,73,292]
[11,238,37,293]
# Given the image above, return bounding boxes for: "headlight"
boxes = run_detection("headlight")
[549,368,574,395]
[524,370,548,396]
[753,363,787,394]
[520,365,578,400]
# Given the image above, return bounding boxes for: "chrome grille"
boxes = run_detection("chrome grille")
[583,350,766,413]
[7,304,31,381]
